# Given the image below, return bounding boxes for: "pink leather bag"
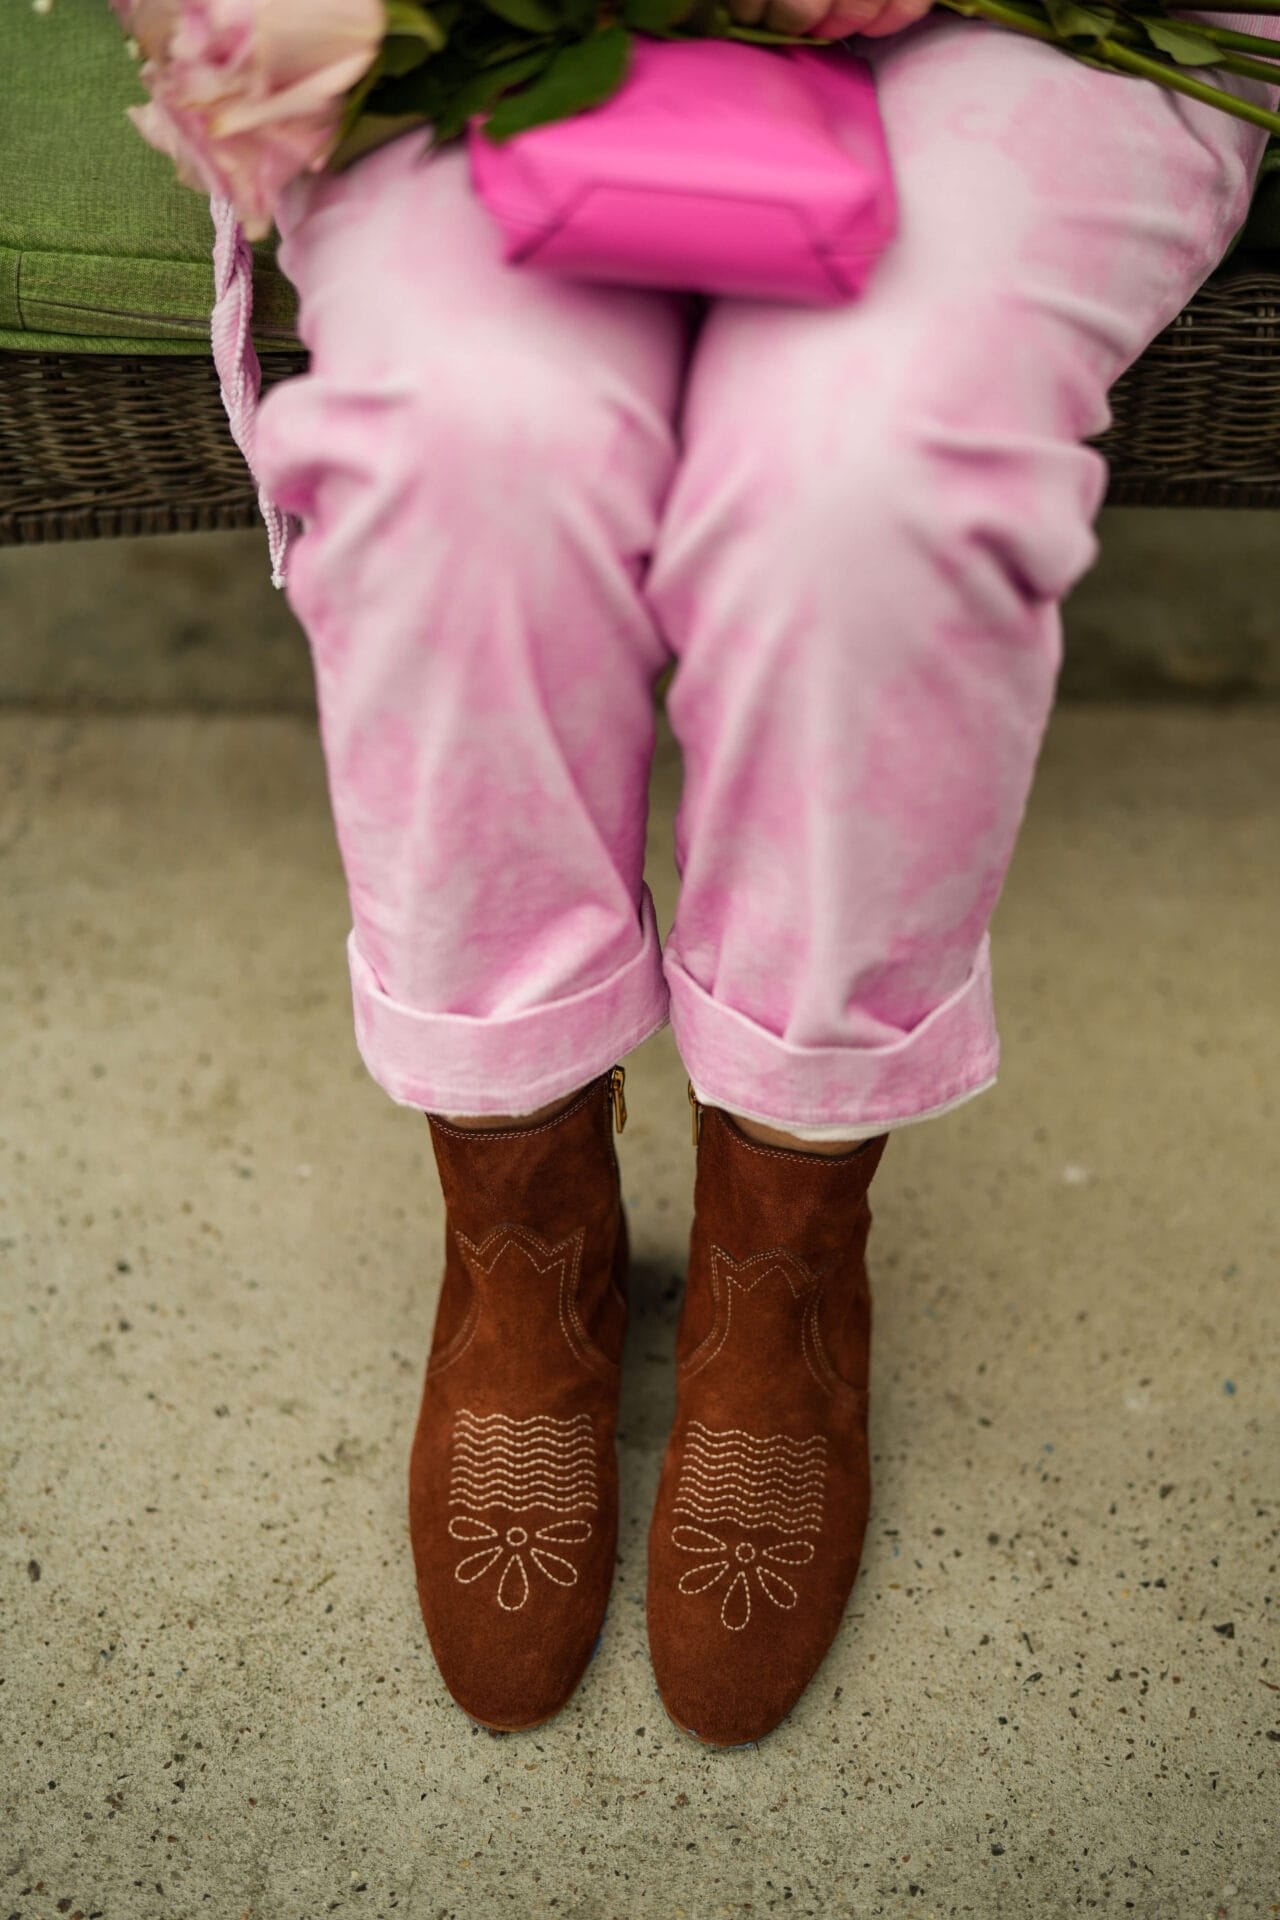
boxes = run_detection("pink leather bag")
[466,34,897,306]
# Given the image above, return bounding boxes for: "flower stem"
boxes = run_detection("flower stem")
[1206,44,1280,74]
[936,0,1063,39]
[1094,31,1280,123]
[1106,9,1280,70]
[1173,21,1280,56]
[936,0,1280,131]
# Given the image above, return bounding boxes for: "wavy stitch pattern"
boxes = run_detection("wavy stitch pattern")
[671,1421,826,1631]
[448,1410,597,1611]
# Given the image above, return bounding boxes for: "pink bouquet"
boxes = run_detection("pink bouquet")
[108,0,385,239]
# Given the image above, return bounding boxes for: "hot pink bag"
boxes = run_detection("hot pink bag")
[466,34,897,306]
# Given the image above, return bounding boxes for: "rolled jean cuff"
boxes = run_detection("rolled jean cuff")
[666,932,1001,1139]
[347,884,671,1114]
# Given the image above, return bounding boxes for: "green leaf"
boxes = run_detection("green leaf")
[337,38,402,138]
[1137,16,1223,64]
[338,7,449,139]
[329,109,433,173]
[382,0,447,44]
[427,48,553,141]
[681,0,721,30]
[379,32,440,76]
[621,0,698,29]
[470,33,551,68]
[1042,0,1116,40]
[719,20,821,40]
[478,0,561,32]
[481,23,633,140]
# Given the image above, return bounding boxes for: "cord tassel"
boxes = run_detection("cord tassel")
[209,193,296,591]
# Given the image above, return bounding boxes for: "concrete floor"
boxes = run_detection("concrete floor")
[4,510,1280,711]
[2,696,1278,1919]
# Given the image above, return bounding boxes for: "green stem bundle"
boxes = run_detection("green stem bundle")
[937,0,1280,136]
[330,0,1280,170]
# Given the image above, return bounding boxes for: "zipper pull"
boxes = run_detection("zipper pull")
[688,1077,701,1147]
[609,1063,627,1135]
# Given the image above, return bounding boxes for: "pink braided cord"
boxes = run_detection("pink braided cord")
[209,193,297,591]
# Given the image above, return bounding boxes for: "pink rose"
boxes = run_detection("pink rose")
[113,0,384,238]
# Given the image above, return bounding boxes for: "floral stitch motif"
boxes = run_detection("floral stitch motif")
[448,1514,594,1611]
[671,1523,817,1632]
[447,1410,598,1611]
[669,1421,825,1630]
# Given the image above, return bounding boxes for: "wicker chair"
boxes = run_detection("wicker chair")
[5,0,1280,543]
[6,247,1280,550]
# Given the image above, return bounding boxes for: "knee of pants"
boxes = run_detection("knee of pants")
[253,343,629,593]
[653,307,1112,682]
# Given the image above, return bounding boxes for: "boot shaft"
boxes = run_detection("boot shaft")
[678,1095,888,1418]
[424,1067,630,1396]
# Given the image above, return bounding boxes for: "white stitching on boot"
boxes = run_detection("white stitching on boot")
[683,1246,826,1383]
[670,1421,825,1630]
[439,1222,616,1380]
[447,1411,597,1610]
[675,1420,825,1628]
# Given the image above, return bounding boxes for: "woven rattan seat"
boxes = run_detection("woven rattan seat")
[6,261,1280,547]
[5,0,1280,544]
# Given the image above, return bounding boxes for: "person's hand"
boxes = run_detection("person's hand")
[725,0,935,39]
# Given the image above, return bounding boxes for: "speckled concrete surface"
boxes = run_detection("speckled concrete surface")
[1,704,1277,1920]
[4,508,1280,711]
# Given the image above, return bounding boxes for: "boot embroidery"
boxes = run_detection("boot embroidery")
[684,1246,834,1390]
[672,1524,818,1631]
[671,1422,825,1631]
[448,1514,594,1611]
[446,1222,615,1380]
[448,1410,596,1611]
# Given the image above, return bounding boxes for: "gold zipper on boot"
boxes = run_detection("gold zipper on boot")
[609,1063,628,1134]
[688,1077,702,1147]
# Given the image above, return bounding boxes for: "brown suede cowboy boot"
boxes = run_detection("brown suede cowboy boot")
[409,1064,630,1732]
[647,1083,889,1747]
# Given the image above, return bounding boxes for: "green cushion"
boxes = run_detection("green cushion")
[2,0,1278,358]
[0,0,299,355]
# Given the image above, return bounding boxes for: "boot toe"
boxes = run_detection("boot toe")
[415,1522,615,1733]
[426,1592,607,1731]
[656,1666,803,1749]
[648,1607,839,1748]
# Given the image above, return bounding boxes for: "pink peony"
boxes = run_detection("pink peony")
[112,0,384,238]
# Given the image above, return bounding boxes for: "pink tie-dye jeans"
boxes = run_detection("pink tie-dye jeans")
[250,6,1276,1139]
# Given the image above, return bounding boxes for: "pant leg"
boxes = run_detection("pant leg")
[643,5,1279,1140]
[252,134,699,1115]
